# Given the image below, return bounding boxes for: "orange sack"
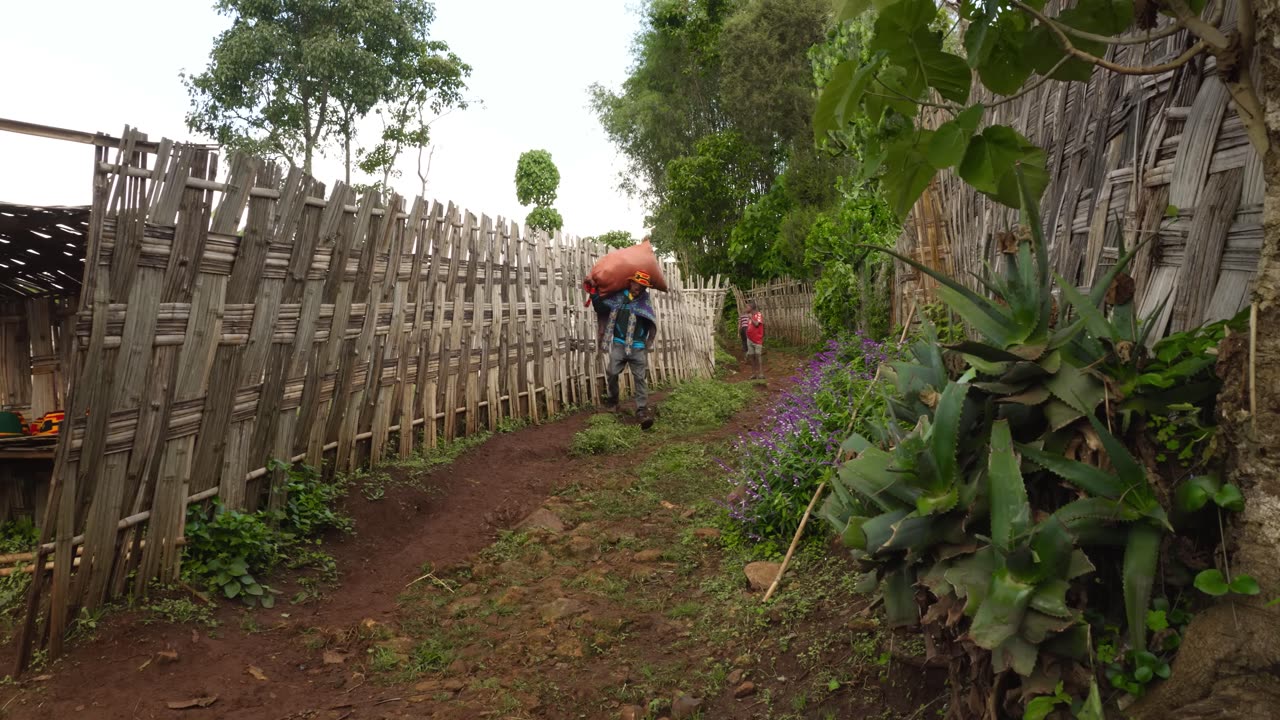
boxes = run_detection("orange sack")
[585,239,668,295]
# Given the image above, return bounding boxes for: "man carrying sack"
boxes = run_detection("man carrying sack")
[591,271,659,430]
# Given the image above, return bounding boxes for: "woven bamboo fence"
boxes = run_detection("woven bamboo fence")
[735,277,821,347]
[13,128,727,668]
[0,297,71,420]
[894,0,1262,339]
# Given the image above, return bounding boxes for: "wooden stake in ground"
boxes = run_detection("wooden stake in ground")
[762,305,916,603]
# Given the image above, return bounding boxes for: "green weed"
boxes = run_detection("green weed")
[570,414,641,456]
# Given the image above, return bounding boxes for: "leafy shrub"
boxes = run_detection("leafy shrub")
[818,171,1242,714]
[719,333,899,556]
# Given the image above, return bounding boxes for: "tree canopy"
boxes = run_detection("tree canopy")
[185,0,469,178]
[515,149,564,233]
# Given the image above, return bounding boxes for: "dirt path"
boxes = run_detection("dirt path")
[1,351,942,719]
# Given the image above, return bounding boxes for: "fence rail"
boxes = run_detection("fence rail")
[15,129,726,667]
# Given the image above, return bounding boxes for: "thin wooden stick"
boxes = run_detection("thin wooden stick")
[762,304,916,602]
[1249,301,1258,421]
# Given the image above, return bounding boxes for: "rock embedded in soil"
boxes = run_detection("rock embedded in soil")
[733,681,756,698]
[633,548,664,563]
[744,561,782,591]
[619,705,646,720]
[567,535,595,556]
[691,527,721,539]
[540,597,588,623]
[497,586,528,606]
[519,507,567,533]
[726,668,744,685]
[671,695,704,719]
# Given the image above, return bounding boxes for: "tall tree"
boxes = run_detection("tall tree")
[184,0,467,176]
[515,149,564,234]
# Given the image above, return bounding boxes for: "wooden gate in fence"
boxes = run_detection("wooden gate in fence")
[14,129,726,667]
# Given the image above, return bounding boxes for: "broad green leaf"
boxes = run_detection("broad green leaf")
[1029,579,1072,619]
[1124,524,1162,652]
[963,12,996,68]
[988,420,1030,551]
[927,104,984,168]
[1213,483,1245,512]
[225,582,242,599]
[1229,574,1261,596]
[958,126,1049,208]
[882,130,940,217]
[814,58,881,144]
[970,569,1035,649]
[974,13,1035,95]
[1175,475,1219,513]
[1146,609,1169,631]
[872,0,971,103]
[1077,679,1105,720]
[1024,695,1062,720]
[1194,569,1229,596]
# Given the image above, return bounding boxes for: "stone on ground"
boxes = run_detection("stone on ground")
[744,561,782,591]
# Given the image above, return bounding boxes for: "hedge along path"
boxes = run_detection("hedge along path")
[15,128,729,671]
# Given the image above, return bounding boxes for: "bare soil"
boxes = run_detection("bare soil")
[0,349,943,719]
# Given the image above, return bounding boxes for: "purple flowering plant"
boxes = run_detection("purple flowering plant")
[717,332,902,556]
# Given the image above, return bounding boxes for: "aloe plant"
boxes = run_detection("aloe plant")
[819,167,1230,714]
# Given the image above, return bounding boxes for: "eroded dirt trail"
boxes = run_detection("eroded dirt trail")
[3,351,942,719]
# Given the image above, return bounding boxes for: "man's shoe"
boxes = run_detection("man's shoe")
[637,407,654,430]
[602,397,618,411]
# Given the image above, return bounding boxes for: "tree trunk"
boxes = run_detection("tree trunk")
[1128,2,1280,715]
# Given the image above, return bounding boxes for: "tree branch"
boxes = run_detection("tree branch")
[986,55,1072,109]
[1011,0,1211,76]
[870,77,961,113]
[1163,0,1231,48]
[1039,3,1223,46]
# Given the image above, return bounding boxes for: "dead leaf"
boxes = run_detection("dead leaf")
[323,650,349,665]
[166,696,218,710]
[660,500,677,510]
[158,649,179,663]
[32,675,52,682]
[137,658,153,672]
[248,665,268,681]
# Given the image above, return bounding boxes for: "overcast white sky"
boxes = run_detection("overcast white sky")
[0,0,648,238]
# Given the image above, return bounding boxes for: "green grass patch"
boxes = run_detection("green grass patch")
[571,414,642,456]
[394,432,493,473]
[657,379,753,433]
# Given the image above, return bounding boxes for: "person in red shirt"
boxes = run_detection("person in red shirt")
[745,302,765,379]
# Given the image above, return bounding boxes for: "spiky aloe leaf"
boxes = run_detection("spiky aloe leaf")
[930,382,969,492]
[1087,233,1156,307]
[993,634,1039,677]
[988,420,1030,552]
[945,547,996,613]
[873,245,1020,346]
[1067,549,1096,579]
[1124,524,1162,654]
[1052,497,1139,530]
[970,569,1035,649]
[999,386,1051,405]
[947,341,1027,363]
[882,513,946,553]
[1056,275,1115,341]
[1077,678,1105,720]
[1044,363,1105,415]
[841,432,874,457]
[1043,623,1091,661]
[838,448,916,512]
[883,567,918,627]
[1021,608,1076,643]
[861,509,911,553]
[1028,521,1073,581]
[1016,164,1053,340]
[1028,579,1072,619]
[1018,444,1126,499]
[1085,414,1161,517]
[840,516,871,549]
[1043,399,1085,431]
[916,486,960,516]
[920,559,955,596]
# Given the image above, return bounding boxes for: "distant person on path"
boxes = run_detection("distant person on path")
[746,302,765,379]
[593,271,659,430]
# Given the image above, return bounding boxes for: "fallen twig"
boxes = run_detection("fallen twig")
[763,305,916,603]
